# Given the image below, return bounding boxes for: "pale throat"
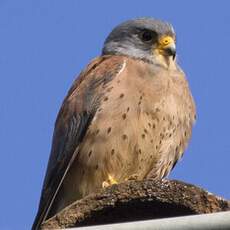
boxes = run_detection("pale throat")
[152,52,177,70]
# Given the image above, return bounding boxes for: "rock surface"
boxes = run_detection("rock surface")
[41,179,230,229]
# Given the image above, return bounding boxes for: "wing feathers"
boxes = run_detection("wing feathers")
[32,55,125,229]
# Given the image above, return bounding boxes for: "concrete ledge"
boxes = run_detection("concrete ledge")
[69,211,230,230]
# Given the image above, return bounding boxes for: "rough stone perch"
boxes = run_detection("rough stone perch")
[41,179,230,229]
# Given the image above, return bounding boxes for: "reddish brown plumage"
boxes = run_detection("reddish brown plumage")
[33,18,196,230]
[33,55,195,229]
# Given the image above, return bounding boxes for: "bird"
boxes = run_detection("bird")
[32,17,196,229]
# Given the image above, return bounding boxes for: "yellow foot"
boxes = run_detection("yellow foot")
[102,174,118,188]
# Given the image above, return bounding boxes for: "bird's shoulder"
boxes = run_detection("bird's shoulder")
[55,55,128,124]
[66,55,127,99]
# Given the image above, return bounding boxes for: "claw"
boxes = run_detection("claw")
[102,181,110,188]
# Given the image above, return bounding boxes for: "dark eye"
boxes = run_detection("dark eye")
[140,30,157,42]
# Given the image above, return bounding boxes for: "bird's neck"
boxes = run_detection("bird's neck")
[152,54,178,70]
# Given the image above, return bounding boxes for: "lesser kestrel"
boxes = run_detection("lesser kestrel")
[33,18,196,229]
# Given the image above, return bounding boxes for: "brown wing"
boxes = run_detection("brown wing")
[32,55,125,229]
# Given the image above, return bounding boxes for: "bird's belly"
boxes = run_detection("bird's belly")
[65,106,191,201]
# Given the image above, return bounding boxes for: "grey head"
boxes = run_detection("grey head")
[102,18,176,63]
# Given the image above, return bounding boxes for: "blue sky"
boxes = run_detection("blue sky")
[1,0,230,229]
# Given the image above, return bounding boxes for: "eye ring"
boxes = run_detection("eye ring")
[140,30,157,43]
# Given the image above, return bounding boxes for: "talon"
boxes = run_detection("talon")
[102,174,117,188]
[108,174,117,184]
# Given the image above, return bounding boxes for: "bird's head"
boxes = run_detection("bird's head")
[102,18,176,66]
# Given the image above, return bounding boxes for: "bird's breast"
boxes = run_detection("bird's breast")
[74,63,195,196]
[64,59,195,201]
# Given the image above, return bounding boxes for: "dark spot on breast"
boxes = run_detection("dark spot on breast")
[88,150,92,157]
[184,131,187,137]
[111,149,115,155]
[95,165,99,170]
[141,134,145,139]
[139,166,142,170]
[107,127,112,134]
[139,95,143,100]
[119,93,124,98]
[175,146,179,153]
[150,139,153,143]
[127,107,130,112]
[104,97,108,101]
[138,149,142,154]
[155,108,160,112]
[144,129,148,134]
[150,154,153,158]
[122,134,127,140]
[148,123,151,128]
[146,112,149,116]
[138,101,141,105]
[159,140,162,145]
[122,113,127,119]
[163,117,166,121]
[151,115,155,120]
[141,158,144,162]
[117,80,120,84]
[156,145,159,150]
[152,124,156,129]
